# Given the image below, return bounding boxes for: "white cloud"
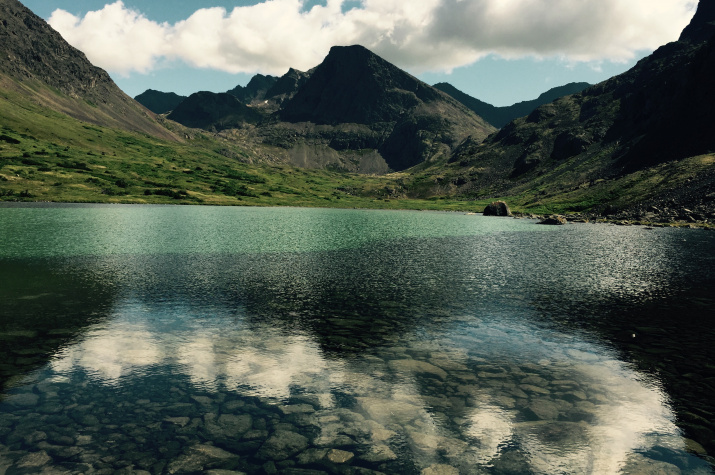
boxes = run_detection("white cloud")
[48,0,696,77]
[49,2,170,75]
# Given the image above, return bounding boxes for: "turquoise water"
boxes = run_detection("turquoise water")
[1,204,714,474]
[0,204,553,258]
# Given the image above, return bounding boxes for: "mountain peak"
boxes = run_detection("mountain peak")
[280,44,443,125]
[679,0,715,43]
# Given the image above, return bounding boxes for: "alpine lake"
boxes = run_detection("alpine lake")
[1,203,714,475]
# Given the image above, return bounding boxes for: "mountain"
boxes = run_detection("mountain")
[227,74,278,104]
[228,68,311,113]
[264,68,311,106]
[169,45,494,173]
[434,82,591,129]
[0,0,176,141]
[167,91,264,131]
[271,45,494,172]
[426,0,715,220]
[134,89,187,114]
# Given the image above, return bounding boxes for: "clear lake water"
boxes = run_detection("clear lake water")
[0,204,714,474]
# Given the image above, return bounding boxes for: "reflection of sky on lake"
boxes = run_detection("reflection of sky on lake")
[45,295,697,474]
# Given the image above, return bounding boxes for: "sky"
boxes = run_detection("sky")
[22,0,697,106]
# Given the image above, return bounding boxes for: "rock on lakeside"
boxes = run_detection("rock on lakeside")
[483,201,512,217]
[537,216,568,225]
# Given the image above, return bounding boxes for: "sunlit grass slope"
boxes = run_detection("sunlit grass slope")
[0,84,493,211]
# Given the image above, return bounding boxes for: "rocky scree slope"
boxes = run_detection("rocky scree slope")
[0,0,177,141]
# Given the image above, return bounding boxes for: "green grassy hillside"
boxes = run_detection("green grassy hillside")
[0,83,493,212]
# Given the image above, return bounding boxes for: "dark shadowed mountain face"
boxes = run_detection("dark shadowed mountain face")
[441,0,715,211]
[281,45,444,125]
[0,0,176,141]
[434,82,591,129]
[680,0,715,43]
[167,91,265,131]
[134,89,187,114]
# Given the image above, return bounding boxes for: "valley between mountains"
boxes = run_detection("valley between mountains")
[1,0,715,226]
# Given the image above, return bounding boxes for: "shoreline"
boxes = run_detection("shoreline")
[1,199,713,229]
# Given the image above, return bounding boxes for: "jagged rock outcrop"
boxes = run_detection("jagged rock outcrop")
[227,74,279,104]
[264,68,311,105]
[0,0,177,141]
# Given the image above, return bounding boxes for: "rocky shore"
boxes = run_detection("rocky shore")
[508,207,715,229]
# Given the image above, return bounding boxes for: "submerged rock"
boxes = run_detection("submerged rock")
[326,449,354,463]
[5,392,39,407]
[388,359,448,380]
[523,399,560,421]
[358,444,397,463]
[357,397,422,424]
[257,431,309,461]
[537,215,567,225]
[621,453,682,475]
[167,444,240,474]
[421,464,459,475]
[14,450,52,469]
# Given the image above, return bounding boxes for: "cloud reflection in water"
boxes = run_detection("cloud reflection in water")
[45,297,695,474]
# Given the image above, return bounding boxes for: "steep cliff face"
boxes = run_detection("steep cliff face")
[0,0,177,141]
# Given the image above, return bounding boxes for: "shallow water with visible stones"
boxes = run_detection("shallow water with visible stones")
[1,204,714,474]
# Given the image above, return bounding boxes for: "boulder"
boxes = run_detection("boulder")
[537,215,567,225]
[167,444,240,474]
[483,201,512,216]
[256,431,309,460]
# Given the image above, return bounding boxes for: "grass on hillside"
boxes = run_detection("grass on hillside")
[0,87,493,212]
